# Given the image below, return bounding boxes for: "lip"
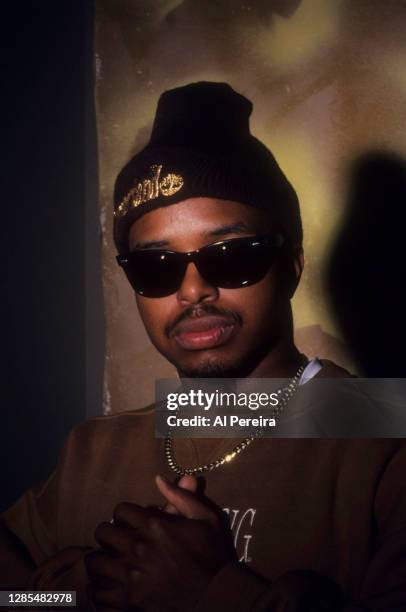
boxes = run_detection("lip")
[171,315,238,351]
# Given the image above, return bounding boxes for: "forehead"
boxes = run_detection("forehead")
[128,197,273,247]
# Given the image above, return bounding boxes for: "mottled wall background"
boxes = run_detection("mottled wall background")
[95,0,406,414]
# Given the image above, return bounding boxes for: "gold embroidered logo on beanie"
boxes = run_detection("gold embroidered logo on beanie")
[115,164,184,218]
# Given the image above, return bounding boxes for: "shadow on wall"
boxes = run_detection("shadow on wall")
[325,151,406,377]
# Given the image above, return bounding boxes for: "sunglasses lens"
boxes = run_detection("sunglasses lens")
[197,237,280,288]
[119,250,185,298]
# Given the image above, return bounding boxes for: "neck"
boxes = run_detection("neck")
[245,306,305,378]
[246,339,304,378]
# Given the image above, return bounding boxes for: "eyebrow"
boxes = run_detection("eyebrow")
[208,222,251,237]
[132,239,170,249]
[132,222,252,250]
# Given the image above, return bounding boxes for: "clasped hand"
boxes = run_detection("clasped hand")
[85,475,236,610]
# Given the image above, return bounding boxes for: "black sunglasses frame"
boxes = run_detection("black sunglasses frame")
[116,233,286,298]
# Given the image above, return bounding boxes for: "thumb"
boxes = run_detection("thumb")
[163,474,198,515]
[156,475,215,524]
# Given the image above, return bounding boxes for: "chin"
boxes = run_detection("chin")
[176,353,251,379]
[170,333,278,378]
[179,363,230,378]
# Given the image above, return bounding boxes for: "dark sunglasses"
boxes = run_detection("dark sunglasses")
[116,234,285,298]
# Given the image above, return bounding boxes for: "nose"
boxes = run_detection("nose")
[177,262,219,306]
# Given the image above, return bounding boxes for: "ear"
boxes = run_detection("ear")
[294,247,304,282]
[287,246,304,299]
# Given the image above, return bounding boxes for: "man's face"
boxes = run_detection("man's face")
[128,198,301,377]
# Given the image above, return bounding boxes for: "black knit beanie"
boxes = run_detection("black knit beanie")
[113,81,302,254]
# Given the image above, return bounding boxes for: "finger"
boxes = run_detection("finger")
[164,474,198,515]
[85,550,131,587]
[112,502,156,529]
[94,523,147,560]
[88,583,128,610]
[89,574,147,610]
[155,475,216,524]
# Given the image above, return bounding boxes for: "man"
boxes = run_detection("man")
[1,82,406,611]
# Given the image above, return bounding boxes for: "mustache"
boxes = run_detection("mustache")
[165,305,243,338]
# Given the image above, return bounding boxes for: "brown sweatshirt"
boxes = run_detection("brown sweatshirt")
[1,362,406,611]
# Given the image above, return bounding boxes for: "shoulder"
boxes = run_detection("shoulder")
[60,405,156,461]
[304,362,406,438]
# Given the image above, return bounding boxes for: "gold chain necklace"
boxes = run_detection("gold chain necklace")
[165,362,307,476]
